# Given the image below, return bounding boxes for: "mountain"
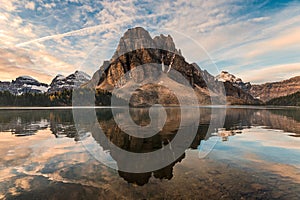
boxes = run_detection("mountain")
[250,76,300,102]
[48,71,91,93]
[216,71,251,92]
[267,91,300,106]
[0,71,91,96]
[0,71,93,107]
[86,27,259,106]
[215,71,260,105]
[0,76,49,95]
[112,27,181,61]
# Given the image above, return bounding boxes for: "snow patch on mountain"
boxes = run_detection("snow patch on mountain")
[0,76,49,95]
[216,71,251,91]
[30,85,49,93]
[55,74,66,81]
[0,71,91,95]
[74,71,91,80]
[48,71,91,93]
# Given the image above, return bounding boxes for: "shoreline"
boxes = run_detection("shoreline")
[0,105,299,110]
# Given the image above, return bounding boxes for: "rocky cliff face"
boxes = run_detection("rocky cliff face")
[223,81,260,105]
[250,76,300,102]
[86,27,260,106]
[215,71,259,105]
[112,27,181,60]
[98,27,200,92]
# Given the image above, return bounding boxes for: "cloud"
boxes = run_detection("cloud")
[0,47,77,83]
[0,0,300,84]
[174,2,300,81]
[44,3,56,9]
[245,26,300,59]
[15,12,167,48]
[0,65,52,83]
[25,2,35,10]
[236,62,300,84]
[237,127,300,150]
[249,17,270,23]
[0,0,17,11]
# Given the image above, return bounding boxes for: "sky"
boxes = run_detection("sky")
[0,0,300,84]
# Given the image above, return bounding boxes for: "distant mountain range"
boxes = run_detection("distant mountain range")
[0,71,90,95]
[0,76,48,95]
[250,76,300,102]
[0,27,299,106]
[217,71,300,105]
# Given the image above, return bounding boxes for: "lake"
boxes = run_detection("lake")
[0,106,299,199]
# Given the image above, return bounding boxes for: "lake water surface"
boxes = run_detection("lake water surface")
[0,106,299,199]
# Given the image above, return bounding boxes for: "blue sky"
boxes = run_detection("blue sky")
[208,127,300,168]
[0,0,300,83]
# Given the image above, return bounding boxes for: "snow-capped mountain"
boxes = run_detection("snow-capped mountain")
[0,71,91,95]
[0,76,49,95]
[48,71,91,93]
[216,71,251,92]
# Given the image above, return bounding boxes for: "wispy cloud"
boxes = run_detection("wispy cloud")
[236,62,300,84]
[0,0,299,83]
[0,47,76,83]
[16,13,165,47]
[163,1,300,82]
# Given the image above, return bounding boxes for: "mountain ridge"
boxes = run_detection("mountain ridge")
[87,27,260,106]
[267,91,300,106]
[216,71,251,92]
[48,70,91,93]
[250,76,300,102]
[0,71,91,95]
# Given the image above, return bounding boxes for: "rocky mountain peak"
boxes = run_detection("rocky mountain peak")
[73,70,91,80]
[217,71,238,82]
[216,71,251,92]
[15,76,39,85]
[48,71,91,93]
[52,74,66,82]
[113,27,155,59]
[123,27,153,40]
[112,27,180,60]
[153,34,177,53]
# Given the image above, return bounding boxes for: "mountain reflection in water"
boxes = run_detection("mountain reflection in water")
[0,107,300,199]
[1,107,300,138]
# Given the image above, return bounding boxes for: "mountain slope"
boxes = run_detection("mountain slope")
[250,76,300,102]
[48,71,91,93]
[267,91,300,106]
[86,27,259,106]
[0,76,49,95]
[216,71,251,92]
[0,71,91,96]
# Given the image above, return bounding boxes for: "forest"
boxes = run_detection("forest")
[267,91,300,106]
[0,89,122,107]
